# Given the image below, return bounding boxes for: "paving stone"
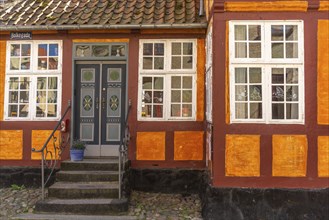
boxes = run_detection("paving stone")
[0,188,203,219]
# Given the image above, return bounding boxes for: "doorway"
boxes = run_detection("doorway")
[74,61,126,157]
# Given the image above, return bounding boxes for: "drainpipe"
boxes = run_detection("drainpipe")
[199,0,205,16]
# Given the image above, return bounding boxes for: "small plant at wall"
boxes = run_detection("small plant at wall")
[11,184,25,190]
[71,139,86,150]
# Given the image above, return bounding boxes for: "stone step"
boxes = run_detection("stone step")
[12,213,137,220]
[60,159,119,171]
[48,182,119,199]
[56,170,119,182]
[34,198,128,215]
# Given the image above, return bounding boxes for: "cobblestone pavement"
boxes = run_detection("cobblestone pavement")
[0,187,203,220]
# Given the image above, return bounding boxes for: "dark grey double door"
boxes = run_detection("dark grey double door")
[75,62,126,157]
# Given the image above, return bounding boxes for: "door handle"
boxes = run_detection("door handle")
[95,97,99,109]
[102,97,106,109]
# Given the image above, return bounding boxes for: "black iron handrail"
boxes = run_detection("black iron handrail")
[32,100,71,200]
[118,99,131,199]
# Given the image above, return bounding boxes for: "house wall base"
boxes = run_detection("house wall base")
[129,168,206,194]
[0,167,57,188]
[201,186,329,220]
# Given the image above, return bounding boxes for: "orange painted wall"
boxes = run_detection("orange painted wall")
[136,132,166,160]
[31,130,61,160]
[317,20,329,125]
[318,136,329,177]
[0,130,23,160]
[225,135,260,177]
[174,131,204,160]
[224,1,308,12]
[272,135,308,177]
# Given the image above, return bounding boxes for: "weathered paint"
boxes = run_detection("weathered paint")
[174,131,204,160]
[319,1,329,11]
[318,136,329,177]
[224,1,308,12]
[225,135,260,177]
[72,39,130,43]
[31,130,61,160]
[0,41,6,121]
[0,130,23,160]
[272,135,308,177]
[136,132,166,160]
[197,38,205,121]
[317,20,329,125]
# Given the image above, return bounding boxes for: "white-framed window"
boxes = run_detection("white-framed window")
[5,41,62,120]
[138,39,197,121]
[229,21,304,124]
[206,24,213,122]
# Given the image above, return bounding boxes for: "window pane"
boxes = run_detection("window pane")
[171,104,181,117]
[47,104,57,117]
[286,43,298,58]
[153,105,163,117]
[249,68,261,83]
[182,104,192,117]
[183,56,193,69]
[248,25,261,41]
[286,103,298,119]
[47,91,57,103]
[235,85,248,101]
[11,44,20,56]
[154,43,164,55]
[49,44,58,56]
[249,43,261,58]
[20,91,29,103]
[37,78,47,89]
[286,86,298,101]
[49,57,58,70]
[286,68,298,84]
[143,43,153,55]
[272,86,284,101]
[171,90,181,102]
[236,103,248,119]
[249,85,262,101]
[19,104,29,117]
[272,68,284,84]
[271,25,283,41]
[21,44,31,56]
[250,103,262,119]
[285,25,298,41]
[9,91,18,103]
[9,78,19,89]
[272,103,284,119]
[154,77,163,89]
[154,91,163,103]
[48,77,58,89]
[38,58,47,70]
[21,57,30,70]
[154,57,164,69]
[10,58,19,70]
[142,105,152,117]
[20,78,29,89]
[172,76,181,88]
[37,91,47,103]
[9,105,18,117]
[172,43,181,55]
[182,90,192,102]
[36,104,46,117]
[143,91,152,103]
[183,43,193,55]
[272,43,284,58]
[143,57,152,69]
[172,56,181,69]
[235,68,247,83]
[38,44,48,56]
[142,77,152,89]
[235,25,247,40]
[235,42,247,58]
[183,76,192,88]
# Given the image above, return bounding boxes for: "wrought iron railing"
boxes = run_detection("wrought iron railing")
[32,101,71,200]
[118,99,131,199]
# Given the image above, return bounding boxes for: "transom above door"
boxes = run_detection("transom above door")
[75,61,126,157]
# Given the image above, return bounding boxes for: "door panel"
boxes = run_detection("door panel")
[75,63,126,157]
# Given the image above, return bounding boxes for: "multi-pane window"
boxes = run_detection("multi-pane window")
[5,41,62,120]
[139,40,196,121]
[229,21,304,123]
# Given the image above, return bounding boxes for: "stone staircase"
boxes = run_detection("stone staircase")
[13,158,133,219]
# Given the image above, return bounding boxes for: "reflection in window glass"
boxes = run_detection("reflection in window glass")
[8,77,30,118]
[141,76,164,118]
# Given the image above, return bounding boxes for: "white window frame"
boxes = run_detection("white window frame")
[4,40,62,121]
[206,24,213,122]
[229,21,304,124]
[138,39,197,121]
